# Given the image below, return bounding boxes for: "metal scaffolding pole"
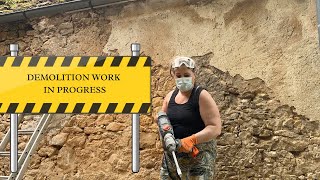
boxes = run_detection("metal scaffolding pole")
[9,44,18,177]
[131,43,140,173]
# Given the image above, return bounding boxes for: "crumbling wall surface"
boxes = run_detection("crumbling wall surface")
[0,0,320,179]
[104,0,320,121]
[0,10,112,57]
[0,0,319,120]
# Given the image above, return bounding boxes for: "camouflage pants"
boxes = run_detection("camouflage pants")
[160,140,217,180]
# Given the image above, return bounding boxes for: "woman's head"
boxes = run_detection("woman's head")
[170,56,196,92]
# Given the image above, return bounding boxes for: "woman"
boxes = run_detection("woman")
[160,56,222,180]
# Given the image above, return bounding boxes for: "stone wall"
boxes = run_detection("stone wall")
[1,53,320,179]
[104,0,320,121]
[0,0,320,179]
[1,0,319,121]
[2,0,320,120]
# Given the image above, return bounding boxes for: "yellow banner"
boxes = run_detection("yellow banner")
[0,56,151,114]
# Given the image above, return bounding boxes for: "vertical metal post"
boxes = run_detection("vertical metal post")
[131,43,140,173]
[317,0,320,47]
[10,44,18,175]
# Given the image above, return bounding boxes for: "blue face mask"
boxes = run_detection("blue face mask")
[175,77,194,92]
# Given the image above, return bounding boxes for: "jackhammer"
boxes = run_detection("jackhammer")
[157,111,182,178]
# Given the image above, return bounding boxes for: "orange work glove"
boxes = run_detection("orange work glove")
[178,134,199,157]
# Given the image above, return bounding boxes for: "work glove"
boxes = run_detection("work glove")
[177,134,199,157]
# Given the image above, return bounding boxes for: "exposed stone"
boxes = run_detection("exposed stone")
[75,118,92,128]
[310,137,320,144]
[117,130,130,147]
[59,22,73,30]
[59,22,74,35]
[0,124,5,131]
[283,118,295,129]
[23,115,34,121]
[57,146,75,169]
[115,159,129,171]
[0,45,8,56]
[280,138,309,152]
[105,122,126,132]
[96,114,113,126]
[152,97,163,108]
[63,116,75,127]
[89,114,98,120]
[240,91,256,100]
[26,30,36,36]
[218,133,238,146]
[290,140,309,152]
[84,127,103,134]
[66,135,86,148]
[19,41,27,51]
[228,112,240,120]
[38,146,57,157]
[18,30,26,37]
[108,153,118,164]
[140,132,157,149]
[88,135,102,141]
[62,126,83,133]
[274,130,298,138]
[50,133,68,146]
[259,129,273,137]
[0,132,4,140]
[18,142,26,150]
[6,31,18,39]
[0,32,7,42]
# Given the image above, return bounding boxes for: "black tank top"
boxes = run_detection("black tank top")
[167,85,205,139]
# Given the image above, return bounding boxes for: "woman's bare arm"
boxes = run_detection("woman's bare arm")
[195,90,222,143]
[161,90,174,113]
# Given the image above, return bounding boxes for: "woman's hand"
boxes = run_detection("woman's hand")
[177,134,200,157]
[178,134,198,153]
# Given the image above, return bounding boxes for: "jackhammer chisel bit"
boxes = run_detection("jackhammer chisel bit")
[157,111,183,178]
[172,151,182,178]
